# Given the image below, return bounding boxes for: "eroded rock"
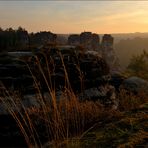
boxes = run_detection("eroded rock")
[30,48,118,108]
[68,32,121,74]
[68,32,100,51]
[122,76,148,94]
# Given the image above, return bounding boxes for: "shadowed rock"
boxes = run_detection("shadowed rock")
[0,48,118,110]
[122,76,148,94]
[68,32,100,50]
[68,32,121,73]
[30,47,118,109]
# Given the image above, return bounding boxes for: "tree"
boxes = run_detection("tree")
[17,26,25,32]
[0,26,29,52]
[127,50,148,80]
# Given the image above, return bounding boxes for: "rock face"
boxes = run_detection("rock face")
[78,85,117,109]
[36,48,110,90]
[32,47,118,109]
[68,32,121,74]
[100,34,121,74]
[101,34,113,47]
[0,49,118,146]
[68,34,80,46]
[0,48,118,109]
[122,76,148,94]
[68,32,100,50]
[0,53,35,95]
[110,74,126,91]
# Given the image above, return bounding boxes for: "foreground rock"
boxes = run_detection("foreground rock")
[0,48,119,116]
[0,48,118,146]
[122,76,148,94]
[32,48,118,108]
[78,85,117,109]
[0,48,118,108]
[110,73,126,91]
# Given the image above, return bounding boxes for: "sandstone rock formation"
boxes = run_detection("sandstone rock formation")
[100,34,121,74]
[32,47,118,108]
[0,48,119,146]
[68,32,121,74]
[68,32,100,50]
[68,34,80,46]
[0,47,117,109]
[0,52,35,95]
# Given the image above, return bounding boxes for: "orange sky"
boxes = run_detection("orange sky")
[0,1,148,34]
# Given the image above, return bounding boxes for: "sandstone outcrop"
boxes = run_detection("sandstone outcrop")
[68,32,100,50]
[100,34,121,74]
[0,47,117,109]
[0,52,35,95]
[68,32,121,74]
[31,47,118,109]
[0,47,119,146]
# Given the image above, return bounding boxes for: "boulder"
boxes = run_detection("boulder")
[110,74,126,91]
[78,85,118,109]
[122,76,148,94]
[22,94,41,108]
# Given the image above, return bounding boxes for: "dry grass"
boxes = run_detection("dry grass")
[118,89,148,111]
[0,53,105,147]
[0,52,148,147]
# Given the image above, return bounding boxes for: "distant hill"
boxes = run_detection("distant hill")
[112,32,148,43]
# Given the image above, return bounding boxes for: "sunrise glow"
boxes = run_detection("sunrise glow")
[0,1,148,34]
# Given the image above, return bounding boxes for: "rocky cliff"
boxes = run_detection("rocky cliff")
[68,32,121,74]
[100,34,121,74]
[0,48,118,110]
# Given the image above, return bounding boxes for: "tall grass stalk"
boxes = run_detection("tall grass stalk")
[0,51,105,147]
[0,85,41,147]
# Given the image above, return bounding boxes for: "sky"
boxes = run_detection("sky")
[0,1,148,34]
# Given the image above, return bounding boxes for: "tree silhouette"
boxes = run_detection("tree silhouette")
[127,50,148,80]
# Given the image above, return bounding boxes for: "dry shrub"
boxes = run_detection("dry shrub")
[17,89,104,147]
[118,130,148,148]
[118,89,148,111]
